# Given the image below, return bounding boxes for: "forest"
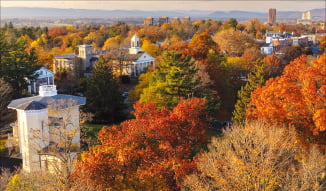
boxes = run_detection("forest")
[0,17,325,190]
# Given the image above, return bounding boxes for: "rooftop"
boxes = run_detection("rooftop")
[54,53,76,59]
[8,94,86,110]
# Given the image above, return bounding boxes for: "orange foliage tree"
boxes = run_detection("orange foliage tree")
[72,98,209,190]
[247,54,326,147]
[188,32,218,61]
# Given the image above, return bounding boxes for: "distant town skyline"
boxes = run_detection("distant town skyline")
[2,1,325,12]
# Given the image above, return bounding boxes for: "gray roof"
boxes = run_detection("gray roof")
[8,94,86,110]
[17,101,47,110]
[105,49,144,61]
[54,53,76,59]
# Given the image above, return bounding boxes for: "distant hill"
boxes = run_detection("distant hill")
[1,7,325,20]
[0,7,206,18]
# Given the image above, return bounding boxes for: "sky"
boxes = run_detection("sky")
[1,1,325,12]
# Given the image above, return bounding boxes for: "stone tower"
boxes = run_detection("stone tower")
[78,45,92,70]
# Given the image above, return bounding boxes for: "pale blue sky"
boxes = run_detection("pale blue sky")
[1,1,325,12]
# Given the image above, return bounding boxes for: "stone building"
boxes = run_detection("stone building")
[8,85,85,173]
[171,17,181,25]
[144,17,154,26]
[158,16,169,26]
[268,8,276,25]
[53,45,98,77]
[182,16,191,24]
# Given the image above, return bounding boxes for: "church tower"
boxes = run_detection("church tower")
[129,34,142,54]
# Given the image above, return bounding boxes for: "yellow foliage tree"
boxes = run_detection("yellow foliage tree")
[141,39,161,57]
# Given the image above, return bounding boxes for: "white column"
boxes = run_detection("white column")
[34,82,36,94]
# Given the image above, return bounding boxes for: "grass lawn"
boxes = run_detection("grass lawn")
[83,123,109,138]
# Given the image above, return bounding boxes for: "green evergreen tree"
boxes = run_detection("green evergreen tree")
[0,35,40,98]
[228,18,238,29]
[140,51,199,109]
[232,59,265,125]
[84,55,126,124]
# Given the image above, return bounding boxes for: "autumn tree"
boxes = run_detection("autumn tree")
[0,35,40,98]
[319,35,326,53]
[84,55,126,124]
[141,39,161,57]
[247,54,326,148]
[242,47,265,70]
[140,51,199,109]
[284,46,303,64]
[102,35,122,50]
[213,29,255,56]
[188,32,218,61]
[167,41,190,56]
[183,122,326,191]
[205,54,244,120]
[228,18,238,29]
[232,60,265,125]
[129,66,154,104]
[263,53,283,77]
[72,98,209,190]
[246,18,261,37]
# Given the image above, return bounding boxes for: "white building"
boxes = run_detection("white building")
[8,85,86,173]
[107,34,154,77]
[28,67,54,94]
[261,44,274,55]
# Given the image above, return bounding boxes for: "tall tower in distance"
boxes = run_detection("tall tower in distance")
[302,11,311,20]
[268,8,276,25]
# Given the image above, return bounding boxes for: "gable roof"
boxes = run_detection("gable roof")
[105,49,154,62]
[105,49,143,61]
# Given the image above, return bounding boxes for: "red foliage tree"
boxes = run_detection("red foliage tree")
[246,54,326,148]
[72,98,209,190]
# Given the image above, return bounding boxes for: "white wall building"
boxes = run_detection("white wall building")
[108,34,154,77]
[8,85,86,173]
[28,67,54,94]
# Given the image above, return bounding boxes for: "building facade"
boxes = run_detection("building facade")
[8,85,85,173]
[182,17,191,24]
[144,17,154,26]
[53,45,97,77]
[107,34,154,77]
[158,16,169,26]
[268,8,276,25]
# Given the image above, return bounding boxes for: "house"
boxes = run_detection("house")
[7,85,86,173]
[106,34,154,77]
[28,67,54,94]
[260,43,274,55]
